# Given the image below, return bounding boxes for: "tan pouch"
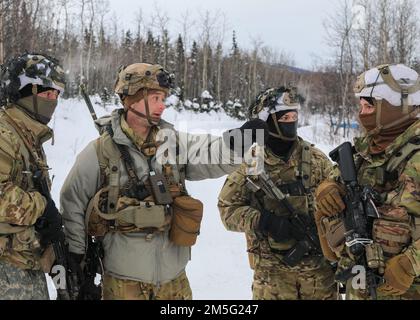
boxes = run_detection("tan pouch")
[373,205,411,255]
[86,187,110,237]
[112,203,166,229]
[169,195,203,246]
[373,219,411,255]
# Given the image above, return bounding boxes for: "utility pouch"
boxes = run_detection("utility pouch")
[149,171,173,205]
[169,195,203,246]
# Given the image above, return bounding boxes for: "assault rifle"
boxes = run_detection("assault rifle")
[246,172,322,267]
[329,142,381,300]
[33,170,79,300]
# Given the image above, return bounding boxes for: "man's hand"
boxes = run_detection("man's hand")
[315,180,346,217]
[35,198,65,247]
[257,209,292,243]
[377,254,415,296]
[223,119,269,156]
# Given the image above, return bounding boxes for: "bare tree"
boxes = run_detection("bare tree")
[324,0,356,137]
[392,0,418,64]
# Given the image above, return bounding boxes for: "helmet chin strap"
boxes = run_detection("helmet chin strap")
[268,113,297,141]
[126,88,158,126]
[31,84,41,123]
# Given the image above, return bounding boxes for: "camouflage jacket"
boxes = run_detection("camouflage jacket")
[218,138,334,272]
[0,104,50,270]
[331,120,420,279]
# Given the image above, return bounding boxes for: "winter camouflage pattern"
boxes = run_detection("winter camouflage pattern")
[0,105,50,272]
[0,53,65,103]
[218,138,337,299]
[0,259,49,300]
[329,120,420,300]
[103,271,192,300]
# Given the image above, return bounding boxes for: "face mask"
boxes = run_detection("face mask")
[358,100,416,154]
[278,121,298,139]
[358,112,377,132]
[16,96,58,124]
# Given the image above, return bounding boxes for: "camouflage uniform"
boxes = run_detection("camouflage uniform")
[218,139,337,300]
[61,63,237,300]
[0,53,65,300]
[332,120,420,300]
[317,64,420,300]
[0,105,51,300]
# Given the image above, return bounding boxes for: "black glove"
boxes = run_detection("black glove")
[257,209,292,243]
[35,198,65,247]
[69,252,103,300]
[223,119,269,156]
[67,252,84,280]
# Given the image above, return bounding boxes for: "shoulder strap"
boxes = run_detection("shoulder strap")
[94,127,121,214]
[300,140,312,190]
[386,136,420,173]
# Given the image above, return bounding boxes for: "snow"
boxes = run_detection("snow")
[44,97,357,299]
[201,90,213,100]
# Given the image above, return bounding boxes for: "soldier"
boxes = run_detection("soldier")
[315,63,420,300]
[0,53,66,299]
[60,62,259,300]
[218,87,337,300]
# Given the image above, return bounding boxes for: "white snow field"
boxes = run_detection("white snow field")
[45,96,356,299]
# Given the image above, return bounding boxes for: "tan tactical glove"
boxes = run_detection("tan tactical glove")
[377,254,415,296]
[314,210,339,262]
[315,180,346,217]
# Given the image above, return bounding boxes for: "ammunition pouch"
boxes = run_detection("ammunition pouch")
[373,206,411,256]
[365,243,385,274]
[169,195,203,247]
[86,187,168,236]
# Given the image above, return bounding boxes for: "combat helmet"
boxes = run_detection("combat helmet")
[248,86,301,140]
[0,52,65,103]
[114,63,173,125]
[354,64,420,134]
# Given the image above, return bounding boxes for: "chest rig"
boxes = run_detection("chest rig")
[86,123,185,237]
[357,136,420,194]
[247,141,322,267]
[251,140,314,216]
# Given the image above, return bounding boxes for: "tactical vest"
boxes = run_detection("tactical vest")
[86,124,203,247]
[247,141,320,264]
[0,111,47,269]
[357,135,420,258]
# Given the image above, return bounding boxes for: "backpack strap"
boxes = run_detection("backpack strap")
[94,127,121,214]
[375,136,420,185]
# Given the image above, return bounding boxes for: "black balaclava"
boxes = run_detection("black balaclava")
[266,110,298,160]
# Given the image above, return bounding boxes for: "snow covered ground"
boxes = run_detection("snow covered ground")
[44,96,357,300]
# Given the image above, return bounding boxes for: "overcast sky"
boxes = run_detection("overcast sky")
[108,0,419,69]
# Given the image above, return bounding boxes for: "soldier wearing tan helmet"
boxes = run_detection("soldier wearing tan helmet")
[0,52,66,299]
[218,87,337,300]
[60,62,243,300]
[315,63,420,300]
